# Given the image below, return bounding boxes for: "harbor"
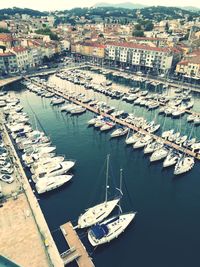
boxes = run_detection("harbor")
[1,66,200,267]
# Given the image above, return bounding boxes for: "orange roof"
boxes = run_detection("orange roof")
[131,37,166,41]
[178,61,188,65]
[106,42,170,53]
[12,46,27,53]
[0,52,15,57]
[79,42,106,49]
[0,33,13,42]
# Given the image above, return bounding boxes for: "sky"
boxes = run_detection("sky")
[0,0,200,11]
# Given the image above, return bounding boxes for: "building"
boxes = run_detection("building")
[73,42,106,59]
[176,51,200,77]
[11,46,29,71]
[0,52,18,75]
[106,42,174,73]
[0,34,14,49]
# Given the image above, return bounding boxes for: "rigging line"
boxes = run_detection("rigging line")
[25,94,48,136]
[123,173,134,210]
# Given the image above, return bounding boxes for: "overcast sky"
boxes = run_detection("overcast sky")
[1,0,200,11]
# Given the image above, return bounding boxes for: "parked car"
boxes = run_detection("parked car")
[1,167,13,175]
[0,174,14,184]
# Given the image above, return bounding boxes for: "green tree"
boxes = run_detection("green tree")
[132,30,144,37]
[0,28,10,33]
[144,21,154,31]
[134,24,142,31]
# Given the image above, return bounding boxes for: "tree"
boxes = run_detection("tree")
[144,21,154,31]
[134,24,142,31]
[132,30,144,37]
[0,28,10,33]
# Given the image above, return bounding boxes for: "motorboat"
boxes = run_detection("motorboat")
[35,174,73,194]
[174,156,194,175]
[31,156,65,173]
[33,160,75,182]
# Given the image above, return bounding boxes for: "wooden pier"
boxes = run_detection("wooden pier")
[24,77,200,161]
[60,221,94,267]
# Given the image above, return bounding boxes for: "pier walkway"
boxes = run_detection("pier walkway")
[60,221,94,267]
[25,77,200,161]
[0,76,22,88]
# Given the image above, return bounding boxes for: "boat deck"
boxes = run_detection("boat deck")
[24,78,200,161]
[60,221,94,267]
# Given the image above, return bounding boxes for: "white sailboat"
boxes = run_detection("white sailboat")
[174,156,194,175]
[78,155,120,229]
[150,147,169,162]
[87,169,136,246]
[110,127,129,138]
[163,150,181,168]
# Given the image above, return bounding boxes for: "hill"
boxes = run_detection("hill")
[94,2,147,9]
[0,7,47,17]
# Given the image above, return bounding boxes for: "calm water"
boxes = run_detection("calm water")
[7,73,200,267]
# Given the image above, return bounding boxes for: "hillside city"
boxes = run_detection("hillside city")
[1,4,200,267]
[0,6,200,83]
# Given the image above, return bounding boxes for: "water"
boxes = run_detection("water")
[7,74,200,267]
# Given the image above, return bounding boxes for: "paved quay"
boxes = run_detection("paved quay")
[0,194,50,267]
[0,76,22,88]
[0,116,64,267]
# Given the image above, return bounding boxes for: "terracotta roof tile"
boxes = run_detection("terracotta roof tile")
[106,42,170,53]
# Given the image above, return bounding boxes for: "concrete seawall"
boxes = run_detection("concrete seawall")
[1,119,64,267]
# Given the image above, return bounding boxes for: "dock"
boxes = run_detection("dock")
[24,77,200,161]
[60,221,94,267]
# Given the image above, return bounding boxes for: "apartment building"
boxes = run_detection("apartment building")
[12,46,29,71]
[0,52,18,75]
[106,42,174,72]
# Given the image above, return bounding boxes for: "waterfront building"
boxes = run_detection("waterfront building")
[105,42,175,73]
[176,51,200,77]
[12,46,29,71]
[0,52,18,75]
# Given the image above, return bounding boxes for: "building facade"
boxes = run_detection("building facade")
[0,52,18,75]
[106,42,174,73]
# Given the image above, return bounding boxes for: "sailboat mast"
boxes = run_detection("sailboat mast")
[118,168,123,217]
[105,154,110,203]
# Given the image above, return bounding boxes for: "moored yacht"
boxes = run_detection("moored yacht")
[163,150,181,168]
[150,147,169,162]
[88,212,136,246]
[174,156,194,175]
[78,155,120,229]
[110,127,129,138]
[35,174,73,194]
